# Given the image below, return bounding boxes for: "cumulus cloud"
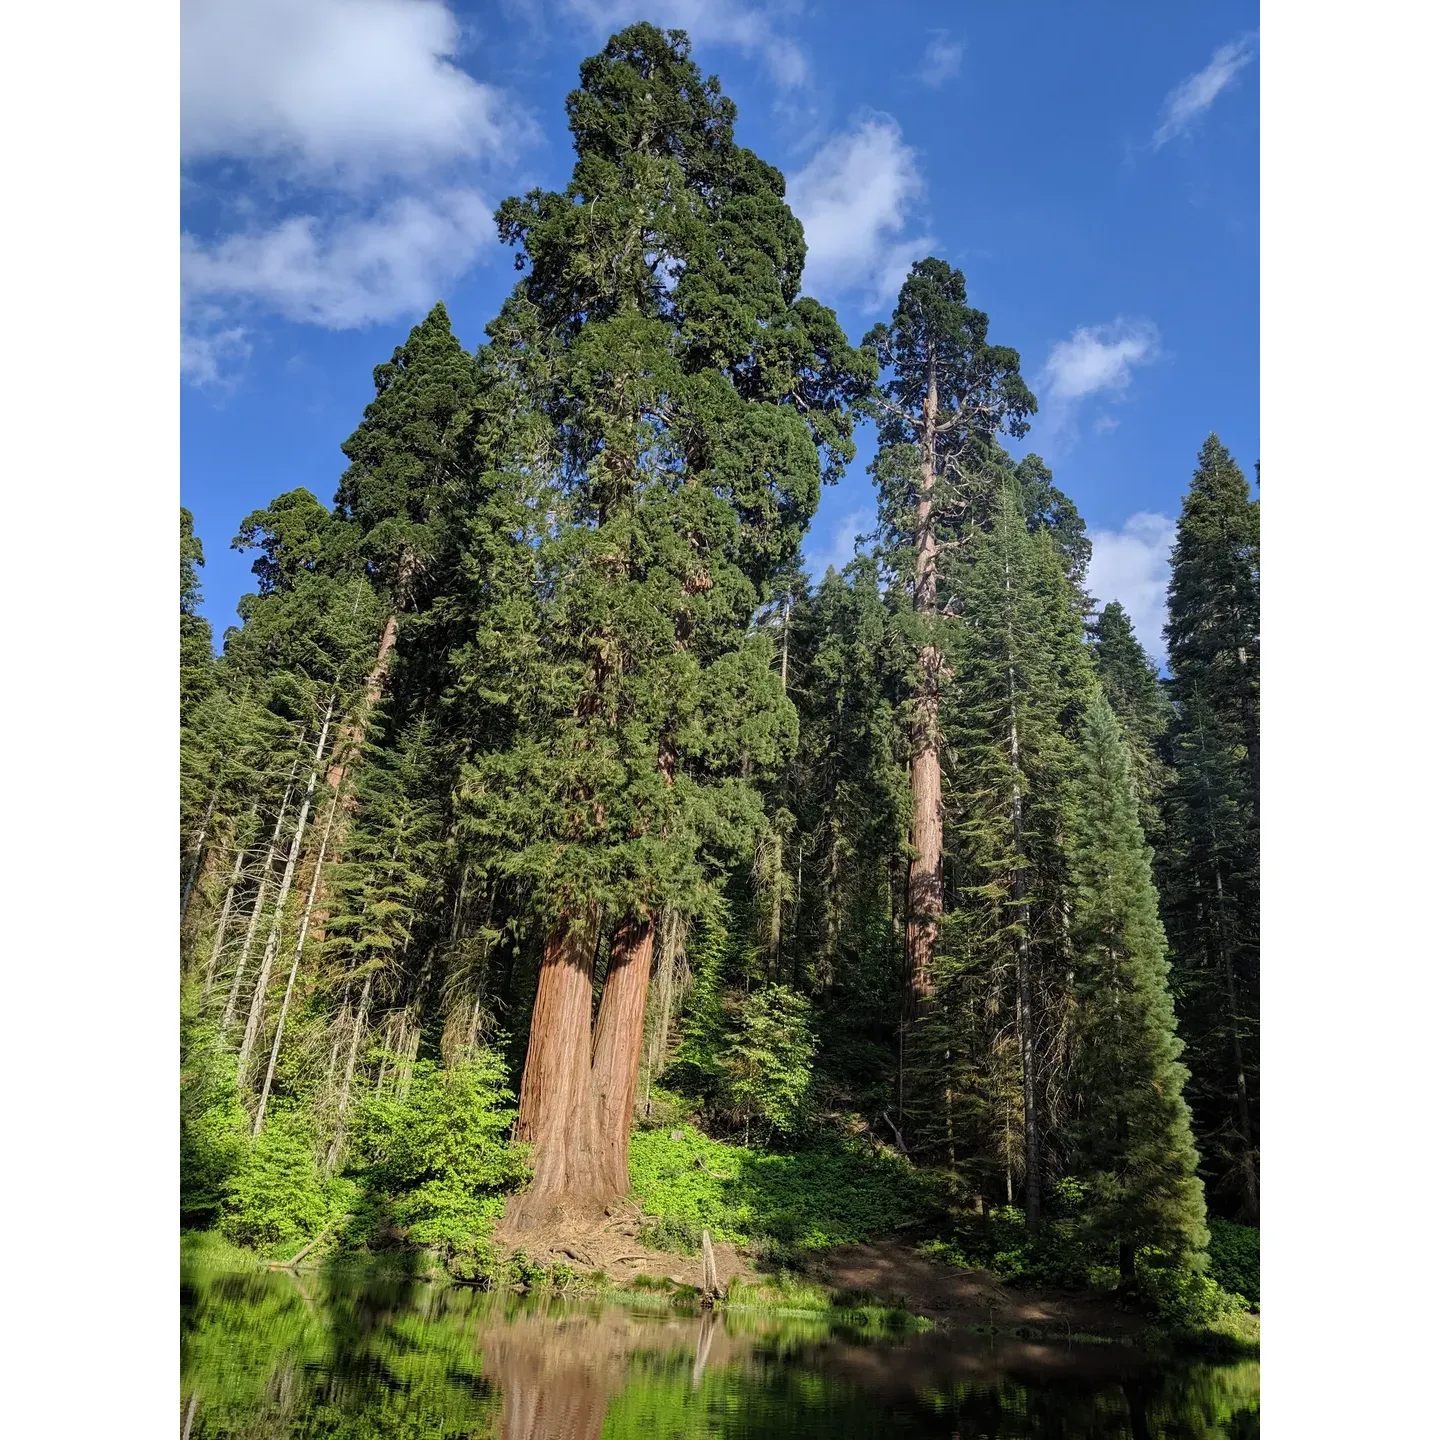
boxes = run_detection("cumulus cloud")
[182,0,520,180]
[556,0,808,87]
[1042,318,1162,403]
[182,190,495,329]
[787,114,933,309]
[180,0,527,382]
[920,31,963,88]
[1087,512,1175,664]
[1151,36,1256,150]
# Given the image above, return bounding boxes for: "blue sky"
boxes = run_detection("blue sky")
[181,0,1258,661]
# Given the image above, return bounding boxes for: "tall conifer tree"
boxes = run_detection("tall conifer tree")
[1092,602,1171,843]
[1161,435,1259,1219]
[462,24,871,1223]
[932,486,1092,1224]
[863,259,1036,1027]
[1068,693,1207,1275]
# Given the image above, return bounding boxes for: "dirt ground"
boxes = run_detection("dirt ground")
[813,1238,1147,1335]
[493,1201,759,1293]
[494,1211,1144,1337]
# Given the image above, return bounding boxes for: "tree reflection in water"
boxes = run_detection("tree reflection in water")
[181,1265,1258,1439]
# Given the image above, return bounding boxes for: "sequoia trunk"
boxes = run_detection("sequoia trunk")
[590,913,655,1196]
[508,912,608,1229]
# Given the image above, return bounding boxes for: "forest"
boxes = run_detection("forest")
[179,24,1259,1330]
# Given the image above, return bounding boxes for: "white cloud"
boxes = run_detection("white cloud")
[1151,36,1256,150]
[1087,512,1175,664]
[805,507,872,578]
[182,190,495,329]
[556,0,808,87]
[182,0,520,180]
[787,114,933,309]
[1042,318,1161,403]
[180,321,253,387]
[920,31,963,88]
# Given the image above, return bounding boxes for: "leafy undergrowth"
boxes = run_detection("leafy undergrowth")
[628,1123,942,1261]
[1206,1219,1259,1308]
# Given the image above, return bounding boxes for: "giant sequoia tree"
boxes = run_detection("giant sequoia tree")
[461,24,871,1225]
[864,260,1036,1025]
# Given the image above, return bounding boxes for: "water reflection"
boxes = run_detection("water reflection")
[180,1264,1258,1439]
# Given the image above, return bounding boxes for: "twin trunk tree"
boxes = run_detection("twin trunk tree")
[510,913,656,1225]
[481,25,869,1227]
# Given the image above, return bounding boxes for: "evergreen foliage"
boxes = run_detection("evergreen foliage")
[1091,601,1171,841]
[1159,436,1260,1220]
[1067,694,1207,1271]
[177,22,1257,1311]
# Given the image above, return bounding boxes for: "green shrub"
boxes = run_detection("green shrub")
[349,1050,526,1280]
[180,1011,249,1227]
[1136,1263,1242,1329]
[222,1106,345,1255]
[638,1215,701,1255]
[1206,1219,1259,1307]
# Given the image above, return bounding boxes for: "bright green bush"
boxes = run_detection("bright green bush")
[180,1009,249,1227]
[222,1106,347,1255]
[349,1050,527,1279]
[1136,1263,1242,1329]
[1206,1219,1259,1307]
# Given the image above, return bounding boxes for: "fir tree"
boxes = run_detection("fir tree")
[927,485,1092,1224]
[1067,693,1207,1275]
[1160,435,1259,1220]
[181,507,215,718]
[1091,601,1171,842]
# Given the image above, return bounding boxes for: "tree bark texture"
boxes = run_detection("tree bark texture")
[237,701,333,1086]
[508,908,656,1229]
[591,914,656,1196]
[906,367,943,1020]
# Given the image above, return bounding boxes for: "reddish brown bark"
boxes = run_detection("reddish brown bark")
[590,913,656,1195]
[508,908,656,1229]
[508,911,609,1228]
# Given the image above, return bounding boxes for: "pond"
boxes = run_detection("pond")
[180,1264,1258,1438]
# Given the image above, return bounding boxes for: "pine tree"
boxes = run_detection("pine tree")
[460,24,871,1225]
[1068,693,1207,1275]
[863,258,1036,1026]
[1091,602,1171,842]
